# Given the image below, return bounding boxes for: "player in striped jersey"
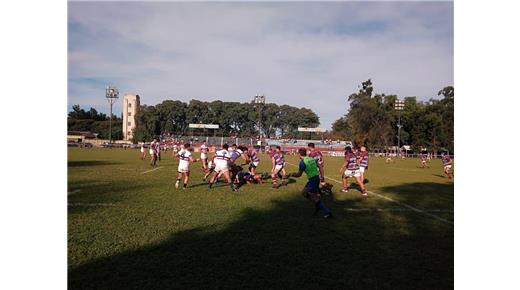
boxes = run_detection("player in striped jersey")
[340,146,367,196]
[357,145,369,184]
[243,146,261,175]
[208,144,237,192]
[271,146,287,188]
[441,152,453,179]
[200,141,209,170]
[175,143,200,189]
[229,144,246,181]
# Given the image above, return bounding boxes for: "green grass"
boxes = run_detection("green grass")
[68,148,453,289]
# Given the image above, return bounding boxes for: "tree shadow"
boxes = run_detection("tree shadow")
[69,193,453,289]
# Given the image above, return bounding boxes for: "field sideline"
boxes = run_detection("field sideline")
[68,148,453,289]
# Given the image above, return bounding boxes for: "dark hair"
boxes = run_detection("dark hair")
[184,143,190,149]
[345,146,352,153]
[276,145,281,150]
[308,143,315,148]
[223,144,229,150]
[231,144,237,147]
[298,148,307,156]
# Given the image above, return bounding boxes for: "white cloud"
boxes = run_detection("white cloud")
[68,1,453,129]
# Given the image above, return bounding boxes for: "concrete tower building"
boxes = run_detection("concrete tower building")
[122,94,140,141]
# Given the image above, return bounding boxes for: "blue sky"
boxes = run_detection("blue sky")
[68,1,453,129]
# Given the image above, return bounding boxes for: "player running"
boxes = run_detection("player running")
[441,152,453,179]
[420,149,429,168]
[200,141,209,170]
[290,148,333,219]
[340,146,367,196]
[357,145,369,184]
[175,143,200,189]
[271,146,287,188]
[208,144,237,192]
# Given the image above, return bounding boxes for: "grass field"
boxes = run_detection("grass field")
[68,147,453,289]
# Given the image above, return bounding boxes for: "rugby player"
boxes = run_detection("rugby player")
[441,152,453,179]
[290,148,333,219]
[140,142,146,160]
[357,145,369,184]
[150,139,159,167]
[271,146,287,188]
[229,144,246,182]
[203,156,216,182]
[172,143,179,157]
[420,149,429,168]
[243,146,261,175]
[340,146,367,196]
[234,167,263,186]
[175,143,200,189]
[208,144,237,192]
[200,141,209,170]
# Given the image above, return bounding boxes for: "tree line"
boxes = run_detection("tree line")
[331,80,454,153]
[132,100,320,143]
[68,105,123,139]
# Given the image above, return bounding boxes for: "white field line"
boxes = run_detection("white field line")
[285,161,453,225]
[68,203,115,207]
[67,189,81,195]
[140,166,163,174]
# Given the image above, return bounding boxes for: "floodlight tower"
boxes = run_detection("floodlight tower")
[105,85,119,143]
[253,94,266,137]
[394,99,405,154]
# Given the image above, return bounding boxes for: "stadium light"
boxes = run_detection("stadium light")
[105,85,119,143]
[253,94,266,137]
[394,99,405,155]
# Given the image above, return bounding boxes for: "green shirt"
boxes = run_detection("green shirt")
[299,156,319,179]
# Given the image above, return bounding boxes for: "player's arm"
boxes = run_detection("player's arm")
[290,160,306,178]
[340,160,348,173]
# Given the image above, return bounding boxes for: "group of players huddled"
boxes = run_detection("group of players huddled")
[140,139,452,218]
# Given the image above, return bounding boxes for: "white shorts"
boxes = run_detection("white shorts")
[149,149,154,155]
[140,148,144,153]
[359,166,366,173]
[214,162,229,173]
[201,153,208,160]
[444,165,452,171]
[344,169,361,178]
[250,161,259,168]
[178,163,190,173]
[274,164,284,171]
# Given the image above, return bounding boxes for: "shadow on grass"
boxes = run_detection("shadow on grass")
[69,193,453,289]
[68,160,121,167]
[68,180,157,214]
